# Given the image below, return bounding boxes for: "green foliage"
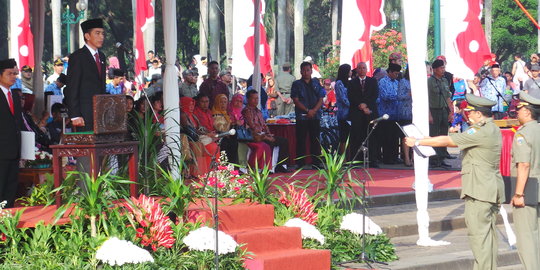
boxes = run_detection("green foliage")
[371,29,407,69]
[156,162,194,219]
[246,158,279,204]
[311,141,364,210]
[16,174,55,206]
[492,0,537,67]
[319,41,341,80]
[323,230,397,265]
[304,0,333,63]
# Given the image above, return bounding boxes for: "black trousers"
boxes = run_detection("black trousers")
[0,159,19,208]
[264,136,289,166]
[350,118,380,162]
[429,108,449,165]
[378,120,400,164]
[220,136,239,165]
[295,119,321,166]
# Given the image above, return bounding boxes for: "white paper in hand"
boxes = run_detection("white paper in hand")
[20,131,36,160]
[401,124,436,158]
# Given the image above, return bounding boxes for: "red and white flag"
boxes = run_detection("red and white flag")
[9,0,34,68]
[340,0,385,74]
[232,0,272,80]
[443,0,491,79]
[134,0,154,76]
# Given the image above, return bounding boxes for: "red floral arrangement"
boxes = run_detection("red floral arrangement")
[123,194,175,251]
[370,29,408,68]
[278,184,318,225]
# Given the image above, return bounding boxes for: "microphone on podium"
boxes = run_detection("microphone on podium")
[215,129,236,138]
[369,114,389,124]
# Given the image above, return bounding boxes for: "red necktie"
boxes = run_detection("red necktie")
[7,91,14,115]
[94,52,102,76]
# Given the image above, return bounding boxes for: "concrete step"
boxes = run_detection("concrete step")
[343,225,521,270]
[245,248,331,270]
[230,226,302,254]
[368,198,514,238]
[366,188,461,208]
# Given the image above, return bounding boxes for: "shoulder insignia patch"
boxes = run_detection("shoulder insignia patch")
[516,134,526,146]
[466,128,478,135]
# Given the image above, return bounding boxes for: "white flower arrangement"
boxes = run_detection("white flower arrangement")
[96,237,154,266]
[182,226,238,255]
[340,213,383,235]
[284,218,325,245]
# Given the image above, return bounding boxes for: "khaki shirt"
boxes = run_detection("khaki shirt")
[427,76,451,109]
[275,72,296,94]
[450,118,505,203]
[511,120,540,202]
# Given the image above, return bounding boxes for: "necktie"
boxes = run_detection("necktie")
[7,91,14,115]
[361,79,365,89]
[94,52,102,76]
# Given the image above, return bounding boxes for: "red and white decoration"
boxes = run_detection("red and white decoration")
[134,0,154,76]
[232,0,272,80]
[340,0,385,74]
[443,0,491,79]
[9,0,34,68]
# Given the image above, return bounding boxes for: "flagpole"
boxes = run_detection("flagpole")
[434,0,441,57]
[253,0,261,108]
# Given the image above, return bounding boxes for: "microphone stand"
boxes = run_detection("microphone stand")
[339,120,387,269]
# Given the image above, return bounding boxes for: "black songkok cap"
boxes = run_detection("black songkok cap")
[81,19,104,33]
[57,73,67,85]
[0,59,17,70]
[432,59,445,69]
[112,69,125,77]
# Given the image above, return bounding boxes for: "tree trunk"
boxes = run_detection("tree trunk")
[224,0,233,66]
[90,215,97,237]
[293,0,303,78]
[277,0,286,67]
[331,0,338,46]
[144,0,156,54]
[484,0,492,50]
[269,4,276,71]
[199,0,208,57]
[208,0,220,62]
[52,0,62,57]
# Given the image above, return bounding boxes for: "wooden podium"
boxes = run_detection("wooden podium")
[52,95,138,206]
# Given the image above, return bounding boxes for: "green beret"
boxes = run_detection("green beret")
[464,94,496,111]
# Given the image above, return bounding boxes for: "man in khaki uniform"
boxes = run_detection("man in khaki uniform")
[510,92,540,270]
[274,63,296,115]
[405,94,505,270]
[428,59,454,168]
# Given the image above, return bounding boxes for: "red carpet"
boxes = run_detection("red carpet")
[273,168,462,197]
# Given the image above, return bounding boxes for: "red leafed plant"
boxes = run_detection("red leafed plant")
[123,194,175,251]
[278,184,318,225]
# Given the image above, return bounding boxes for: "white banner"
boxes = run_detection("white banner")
[232,0,272,80]
[340,0,385,73]
[442,0,490,79]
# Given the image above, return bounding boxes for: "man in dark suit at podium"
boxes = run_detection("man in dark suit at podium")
[348,62,380,167]
[0,58,23,207]
[64,18,107,132]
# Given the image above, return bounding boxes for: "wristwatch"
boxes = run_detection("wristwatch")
[514,193,524,198]
[415,139,421,147]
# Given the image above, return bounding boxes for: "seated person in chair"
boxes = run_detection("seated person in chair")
[242,89,289,172]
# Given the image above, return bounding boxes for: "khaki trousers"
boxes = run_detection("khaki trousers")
[513,204,540,270]
[464,197,499,270]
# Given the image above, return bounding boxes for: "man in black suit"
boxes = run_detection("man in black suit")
[0,59,23,207]
[64,18,107,131]
[348,62,380,167]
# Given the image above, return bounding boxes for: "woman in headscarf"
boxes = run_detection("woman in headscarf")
[212,94,238,164]
[181,96,219,177]
[229,93,272,170]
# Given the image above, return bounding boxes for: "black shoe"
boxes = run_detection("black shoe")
[369,162,380,168]
[275,166,290,173]
[440,162,452,168]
